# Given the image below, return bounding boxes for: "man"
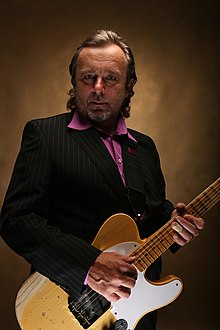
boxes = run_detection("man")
[0,30,204,329]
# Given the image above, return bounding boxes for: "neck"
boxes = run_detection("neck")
[88,116,120,136]
[92,122,115,136]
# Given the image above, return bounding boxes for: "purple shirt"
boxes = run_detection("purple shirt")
[68,110,137,186]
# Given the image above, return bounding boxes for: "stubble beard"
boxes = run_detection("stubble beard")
[75,94,120,123]
[86,108,114,122]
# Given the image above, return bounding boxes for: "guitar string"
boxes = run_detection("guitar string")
[133,186,219,268]
[69,185,219,319]
[70,186,219,318]
[20,183,219,328]
[135,185,220,261]
[70,187,219,319]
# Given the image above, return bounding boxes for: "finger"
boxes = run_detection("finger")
[172,219,194,242]
[108,287,131,301]
[184,214,205,230]
[107,284,131,301]
[173,233,187,246]
[113,272,136,289]
[176,217,199,236]
[171,203,186,218]
[108,285,131,300]
[108,292,121,302]
[176,202,186,209]
[176,203,186,216]
[122,255,136,264]
[117,286,131,299]
[172,221,183,233]
[120,264,137,280]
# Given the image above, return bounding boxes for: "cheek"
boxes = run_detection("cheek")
[108,84,125,96]
[111,88,127,104]
[75,86,91,103]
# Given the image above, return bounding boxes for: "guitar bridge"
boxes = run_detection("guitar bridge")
[68,286,111,329]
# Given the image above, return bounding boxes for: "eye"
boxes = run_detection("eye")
[81,74,95,84]
[106,75,117,81]
[105,74,118,85]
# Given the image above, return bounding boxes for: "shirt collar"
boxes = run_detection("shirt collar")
[68,109,137,142]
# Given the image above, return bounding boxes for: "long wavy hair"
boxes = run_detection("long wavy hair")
[67,30,137,118]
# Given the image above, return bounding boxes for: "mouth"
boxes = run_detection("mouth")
[88,101,109,110]
[89,101,108,105]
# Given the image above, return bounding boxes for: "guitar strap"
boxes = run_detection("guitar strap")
[121,136,147,223]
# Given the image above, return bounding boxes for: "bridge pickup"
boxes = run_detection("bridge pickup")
[68,286,111,329]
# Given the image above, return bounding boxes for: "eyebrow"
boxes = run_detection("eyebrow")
[80,68,121,76]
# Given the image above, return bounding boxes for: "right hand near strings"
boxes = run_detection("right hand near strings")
[87,251,137,302]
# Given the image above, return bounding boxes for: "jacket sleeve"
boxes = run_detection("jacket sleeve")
[0,120,101,298]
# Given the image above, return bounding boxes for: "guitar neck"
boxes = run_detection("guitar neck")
[133,178,220,272]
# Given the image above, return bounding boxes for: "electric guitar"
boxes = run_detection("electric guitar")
[15,178,220,330]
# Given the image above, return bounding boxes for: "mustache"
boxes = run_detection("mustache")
[88,96,109,103]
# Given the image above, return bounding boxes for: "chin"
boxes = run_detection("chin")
[87,110,112,122]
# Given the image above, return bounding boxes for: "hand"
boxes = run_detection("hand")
[171,202,205,246]
[87,251,137,302]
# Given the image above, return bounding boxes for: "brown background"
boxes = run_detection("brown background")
[0,0,219,329]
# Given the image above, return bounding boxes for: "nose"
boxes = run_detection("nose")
[93,77,105,95]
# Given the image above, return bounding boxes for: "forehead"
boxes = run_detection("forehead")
[77,44,128,72]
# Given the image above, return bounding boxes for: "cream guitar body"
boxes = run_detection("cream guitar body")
[16,214,182,330]
[15,178,220,329]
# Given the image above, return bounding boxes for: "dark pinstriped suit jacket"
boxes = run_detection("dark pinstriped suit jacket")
[0,111,174,298]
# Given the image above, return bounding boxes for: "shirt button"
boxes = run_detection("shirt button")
[118,158,122,164]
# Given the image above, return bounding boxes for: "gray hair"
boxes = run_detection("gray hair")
[67,30,137,118]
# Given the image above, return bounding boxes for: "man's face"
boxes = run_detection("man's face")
[74,44,129,128]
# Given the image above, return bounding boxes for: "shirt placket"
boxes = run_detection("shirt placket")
[106,136,125,186]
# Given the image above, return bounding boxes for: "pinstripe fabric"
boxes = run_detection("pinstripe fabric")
[0,111,174,300]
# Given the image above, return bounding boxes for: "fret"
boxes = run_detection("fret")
[151,244,162,256]
[188,202,199,215]
[134,257,149,272]
[145,245,159,259]
[160,236,171,250]
[203,191,211,207]
[137,248,154,264]
[162,226,175,246]
[154,235,167,252]
[186,178,219,217]
[152,229,172,254]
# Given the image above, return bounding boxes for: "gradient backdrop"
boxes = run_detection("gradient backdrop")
[0,1,219,329]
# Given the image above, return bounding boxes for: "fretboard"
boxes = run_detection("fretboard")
[132,178,220,272]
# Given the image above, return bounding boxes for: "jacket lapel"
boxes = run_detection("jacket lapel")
[68,127,132,209]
